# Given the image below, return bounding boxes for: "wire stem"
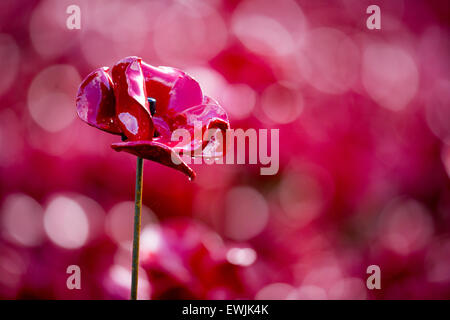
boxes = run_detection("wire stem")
[131,157,143,300]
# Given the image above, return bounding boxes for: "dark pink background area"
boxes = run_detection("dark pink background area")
[0,0,449,299]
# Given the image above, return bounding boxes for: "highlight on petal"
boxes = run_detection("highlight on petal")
[76,67,121,134]
[111,141,196,180]
[111,56,154,141]
[141,62,203,116]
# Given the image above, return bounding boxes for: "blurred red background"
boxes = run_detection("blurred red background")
[0,0,449,299]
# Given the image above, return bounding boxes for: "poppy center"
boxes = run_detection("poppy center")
[147,97,160,138]
[147,97,156,116]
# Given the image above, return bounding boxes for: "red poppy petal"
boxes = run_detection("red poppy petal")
[111,57,154,141]
[76,67,121,134]
[141,63,203,117]
[111,141,196,180]
[168,73,204,114]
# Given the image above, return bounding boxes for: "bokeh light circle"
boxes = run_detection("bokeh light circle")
[43,196,89,249]
[1,194,44,247]
[297,28,359,94]
[226,247,257,267]
[260,82,303,124]
[224,187,269,241]
[362,44,419,111]
[106,201,157,245]
[27,64,81,132]
[378,198,434,255]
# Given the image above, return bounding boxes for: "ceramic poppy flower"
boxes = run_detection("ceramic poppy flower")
[76,56,229,180]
